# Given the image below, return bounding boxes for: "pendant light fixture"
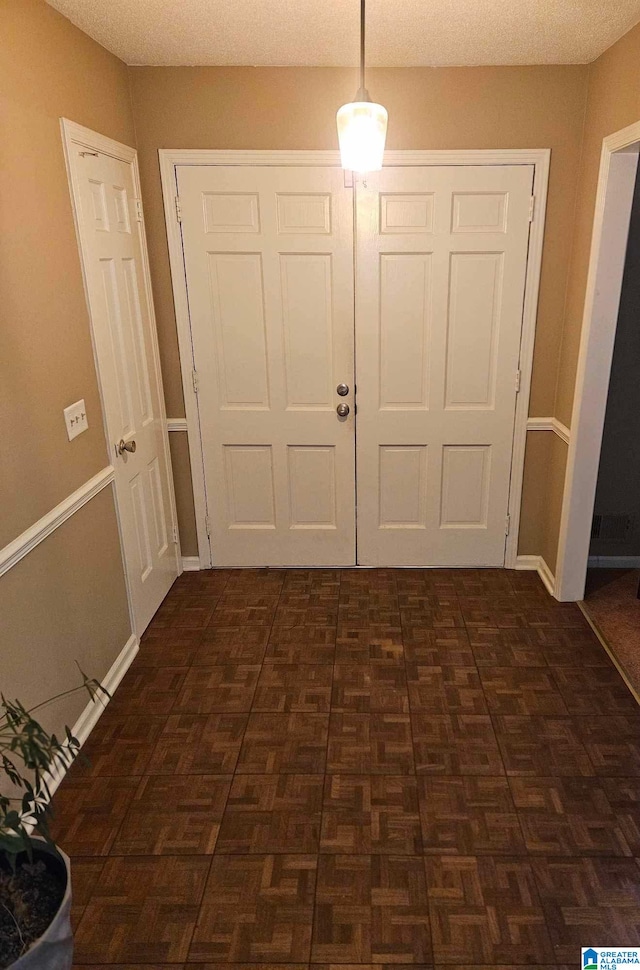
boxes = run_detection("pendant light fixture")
[337,0,388,173]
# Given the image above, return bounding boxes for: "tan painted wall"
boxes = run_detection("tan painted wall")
[1,488,131,732]
[169,432,198,558]
[1,1,134,736]
[556,22,640,428]
[1,0,136,544]
[129,64,588,559]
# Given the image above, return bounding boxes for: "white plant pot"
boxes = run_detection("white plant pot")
[6,843,73,970]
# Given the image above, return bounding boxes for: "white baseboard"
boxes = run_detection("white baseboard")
[514,554,556,597]
[588,555,640,568]
[182,556,201,571]
[38,632,139,805]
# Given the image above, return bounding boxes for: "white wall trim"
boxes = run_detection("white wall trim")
[167,417,188,432]
[514,553,556,596]
[34,633,139,812]
[588,555,640,568]
[555,120,640,601]
[160,147,550,571]
[0,466,114,579]
[182,556,201,571]
[526,416,571,444]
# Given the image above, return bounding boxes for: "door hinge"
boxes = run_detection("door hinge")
[134,198,143,222]
[172,524,179,544]
[205,515,211,538]
[175,195,182,223]
[515,369,521,393]
[505,514,511,536]
[528,195,535,222]
[191,369,199,394]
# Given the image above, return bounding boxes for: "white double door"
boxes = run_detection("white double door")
[178,162,533,567]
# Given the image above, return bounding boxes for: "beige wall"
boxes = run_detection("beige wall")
[129,64,588,559]
[1,0,136,544]
[556,22,640,428]
[1,488,131,732]
[1,1,134,733]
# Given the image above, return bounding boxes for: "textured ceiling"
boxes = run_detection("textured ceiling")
[46,0,640,67]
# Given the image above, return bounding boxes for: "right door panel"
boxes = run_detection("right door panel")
[356,165,534,566]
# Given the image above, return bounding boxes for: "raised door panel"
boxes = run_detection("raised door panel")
[356,164,533,566]
[178,165,355,566]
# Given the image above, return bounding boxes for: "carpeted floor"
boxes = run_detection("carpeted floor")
[583,567,640,699]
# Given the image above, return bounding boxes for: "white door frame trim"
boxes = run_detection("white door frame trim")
[159,148,550,569]
[61,119,182,629]
[554,121,640,601]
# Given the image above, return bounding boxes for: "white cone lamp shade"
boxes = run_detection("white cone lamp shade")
[337,99,388,172]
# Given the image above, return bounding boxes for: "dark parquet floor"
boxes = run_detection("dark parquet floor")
[51,567,640,968]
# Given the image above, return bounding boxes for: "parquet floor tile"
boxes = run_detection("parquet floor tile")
[532,857,640,962]
[327,714,415,774]
[479,666,568,715]
[493,715,595,776]
[50,775,139,855]
[112,774,232,855]
[173,664,260,713]
[331,664,409,713]
[73,714,167,777]
[426,855,554,964]
[103,665,188,716]
[509,775,634,856]
[148,712,248,774]
[312,855,431,964]
[321,775,422,854]
[190,854,317,962]
[411,714,504,775]
[418,776,526,855]
[52,567,640,969]
[216,774,323,853]
[193,626,270,664]
[253,663,333,712]
[74,855,210,963]
[574,715,640,775]
[406,664,487,714]
[238,713,329,773]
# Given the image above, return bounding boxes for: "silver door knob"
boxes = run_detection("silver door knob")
[117,438,137,455]
[336,383,349,397]
[336,403,350,417]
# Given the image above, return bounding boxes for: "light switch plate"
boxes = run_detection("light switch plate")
[63,399,88,441]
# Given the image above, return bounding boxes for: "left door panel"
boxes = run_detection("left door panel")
[66,130,178,634]
[178,165,356,566]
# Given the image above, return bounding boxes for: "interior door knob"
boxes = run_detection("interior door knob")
[117,438,137,455]
[336,383,349,396]
[336,403,350,417]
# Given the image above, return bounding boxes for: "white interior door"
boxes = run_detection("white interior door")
[177,165,355,566]
[66,129,179,633]
[355,165,534,566]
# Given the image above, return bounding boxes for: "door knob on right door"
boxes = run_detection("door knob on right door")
[336,403,350,417]
[336,383,349,396]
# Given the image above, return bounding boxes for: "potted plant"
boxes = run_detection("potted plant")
[0,670,107,969]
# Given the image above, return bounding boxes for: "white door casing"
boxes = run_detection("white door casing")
[356,165,534,566]
[177,165,356,566]
[62,121,179,634]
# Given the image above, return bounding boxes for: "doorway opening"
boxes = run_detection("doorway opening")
[556,122,640,603]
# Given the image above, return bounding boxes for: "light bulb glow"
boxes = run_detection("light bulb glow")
[337,100,388,173]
